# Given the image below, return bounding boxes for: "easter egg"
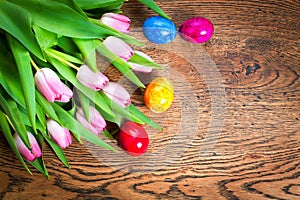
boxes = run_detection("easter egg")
[119,121,149,156]
[144,77,174,113]
[179,16,214,43]
[142,16,177,44]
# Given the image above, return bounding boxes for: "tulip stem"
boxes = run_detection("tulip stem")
[5,114,16,131]
[30,58,40,71]
[46,50,80,71]
[62,60,80,71]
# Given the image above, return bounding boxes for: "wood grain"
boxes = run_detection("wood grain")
[1,0,299,199]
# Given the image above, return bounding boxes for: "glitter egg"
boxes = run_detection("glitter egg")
[179,16,214,43]
[142,16,177,44]
[119,121,149,156]
[144,77,174,113]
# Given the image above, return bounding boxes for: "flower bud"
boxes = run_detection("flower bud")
[128,51,153,73]
[47,119,72,149]
[100,13,131,34]
[14,132,42,162]
[102,82,130,108]
[35,68,73,102]
[75,106,106,136]
[103,36,134,61]
[76,65,109,91]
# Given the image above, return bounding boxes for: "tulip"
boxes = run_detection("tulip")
[47,119,72,149]
[102,82,130,108]
[100,13,131,34]
[76,65,109,91]
[35,68,73,102]
[103,36,134,61]
[14,132,42,162]
[75,106,106,136]
[128,51,153,73]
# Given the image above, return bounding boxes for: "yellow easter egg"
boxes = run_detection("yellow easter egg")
[144,77,174,113]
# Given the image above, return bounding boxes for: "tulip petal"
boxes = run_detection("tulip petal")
[100,13,130,34]
[102,13,131,23]
[35,70,57,102]
[103,36,134,61]
[55,83,74,102]
[89,106,107,133]
[76,107,106,136]
[14,132,41,162]
[128,51,154,73]
[41,68,65,93]
[28,133,42,158]
[76,110,99,135]
[128,62,153,73]
[76,65,109,91]
[35,68,73,102]
[104,93,127,108]
[47,119,72,149]
[100,17,130,34]
[103,82,130,108]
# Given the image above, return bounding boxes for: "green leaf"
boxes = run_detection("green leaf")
[58,36,80,54]
[32,25,58,50]
[0,1,44,60]
[7,35,36,133]
[97,107,118,124]
[53,103,81,143]
[84,4,123,19]
[36,91,59,122]
[128,52,164,69]
[45,48,84,65]
[0,53,25,108]
[68,104,77,117]
[75,90,90,122]
[0,88,30,149]
[52,103,115,152]
[73,38,97,72]
[33,134,49,178]
[74,0,124,10]
[99,91,144,125]
[36,104,47,132]
[102,129,114,140]
[138,0,171,19]
[55,0,88,18]
[95,41,145,88]
[90,18,144,46]
[40,131,70,168]
[18,106,45,133]
[9,0,117,39]
[29,158,49,179]
[127,104,162,130]
[0,111,32,175]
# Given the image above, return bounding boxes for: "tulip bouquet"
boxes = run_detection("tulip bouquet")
[0,0,169,178]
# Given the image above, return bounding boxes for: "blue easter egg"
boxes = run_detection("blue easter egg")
[142,16,177,44]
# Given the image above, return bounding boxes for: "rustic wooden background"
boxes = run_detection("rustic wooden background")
[1,0,299,199]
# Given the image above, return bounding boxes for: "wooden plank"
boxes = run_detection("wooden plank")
[0,0,299,199]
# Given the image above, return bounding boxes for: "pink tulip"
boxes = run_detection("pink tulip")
[128,51,153,73]
[100,13,131,34]
[47,119,72,149]
[103,36,134,61]
[102,82,130,108]
[35,68,73,102]
[75,106,106,136]
[14,132,42,162]
[76,65,109,91]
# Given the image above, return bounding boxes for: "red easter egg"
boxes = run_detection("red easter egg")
[119,121,149,156]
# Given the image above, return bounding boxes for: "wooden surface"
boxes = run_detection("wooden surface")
[1,0,300,199]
